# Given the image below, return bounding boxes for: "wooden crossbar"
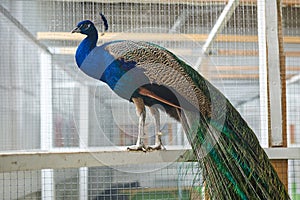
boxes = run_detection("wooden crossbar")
[37,32,300,44]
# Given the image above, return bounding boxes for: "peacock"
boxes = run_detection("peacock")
[71,14,290,199]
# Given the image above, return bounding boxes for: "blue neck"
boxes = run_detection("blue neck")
[75,34,98,67]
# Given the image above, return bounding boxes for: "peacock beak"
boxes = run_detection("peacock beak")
[71,27,81,33]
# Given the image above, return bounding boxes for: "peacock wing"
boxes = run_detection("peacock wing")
[104,40,213,117]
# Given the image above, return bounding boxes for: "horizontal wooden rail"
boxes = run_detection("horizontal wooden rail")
[0,147,299,173]
[48,46,300,58]
[37,32,300,44]
[39,32,258,42]
[0,146,188,173]
[214,66,300,71]
[209,73,295,80]
[218,50,300,57]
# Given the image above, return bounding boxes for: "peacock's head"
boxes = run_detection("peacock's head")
[71,20,97,36]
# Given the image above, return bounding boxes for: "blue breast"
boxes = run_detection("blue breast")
[79,42,148,100]
[75,36,97,67]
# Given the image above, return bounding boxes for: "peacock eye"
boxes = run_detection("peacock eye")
[81,23,91,30]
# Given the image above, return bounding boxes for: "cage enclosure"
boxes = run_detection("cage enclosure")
[0,0,300,199]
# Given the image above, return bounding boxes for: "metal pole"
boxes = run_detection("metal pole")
[40,52,55,200]
[257,0,269,148]
[79,85,89,200]
[195,0,240,70]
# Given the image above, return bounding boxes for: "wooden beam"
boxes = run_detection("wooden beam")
[215,66,258,71]
[218,50,300,57]
[218,49,259,56]
[265,0,284,147]
[215,66,300,71]
[49,46,300,59]
[284,36,300,44]
[264,0,288,190]
[0,147,298,172]
[210,73,295,79]
[211,74,259,79]
[37,32,300,44]
[285,51,300,57]
[271,160,288,192]
[0,147,188,173]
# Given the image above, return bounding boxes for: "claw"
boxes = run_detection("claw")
[147,132,166,151]
[147,144,166,151]
[127,144,147,152]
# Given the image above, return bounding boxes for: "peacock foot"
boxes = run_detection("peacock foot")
[147,144,166,151]
[147,132,166,151]
[127,144,147,152]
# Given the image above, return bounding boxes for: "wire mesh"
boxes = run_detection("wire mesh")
[283,0,300,197]
[0,0,299,199]
[0,163,201,200]
[0,2,42,151]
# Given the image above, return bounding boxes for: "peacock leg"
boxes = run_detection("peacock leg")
[147,106,166,150]
[127,97,147,151]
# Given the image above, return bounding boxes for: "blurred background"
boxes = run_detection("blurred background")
[0,0,299,199]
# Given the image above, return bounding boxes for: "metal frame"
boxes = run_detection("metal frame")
[257,0,269,148]
[40,52,54,200]
[195,0,239,70]
[1,1,297,199]
[79,85,89,200]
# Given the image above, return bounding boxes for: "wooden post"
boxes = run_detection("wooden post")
[265,0,288,190]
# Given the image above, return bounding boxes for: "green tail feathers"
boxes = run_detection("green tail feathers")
[171,52,291,199]
[187,100,290,199]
